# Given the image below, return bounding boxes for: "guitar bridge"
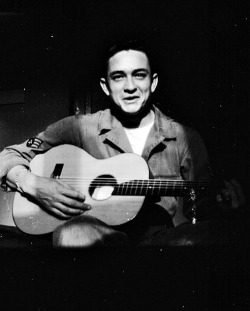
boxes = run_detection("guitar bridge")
[50,163,64,179]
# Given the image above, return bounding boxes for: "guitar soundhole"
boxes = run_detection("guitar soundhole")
[89,174,117,201]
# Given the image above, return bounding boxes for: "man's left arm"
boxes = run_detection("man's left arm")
[179,128,245,221]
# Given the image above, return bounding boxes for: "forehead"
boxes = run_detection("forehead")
[108,50,150,73]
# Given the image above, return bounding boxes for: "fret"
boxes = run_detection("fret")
[129,180,135,195]
[158,180,162,195]
[124,181,130,195]
[134,179,139,196]
[173,180,177,195]
[120,180,126,195]
[153,180,157,195]
[140,180,146,196]
[147,180,154,195]
[116,183,120,195]
[145,180,149,195]
[126,181,131,195]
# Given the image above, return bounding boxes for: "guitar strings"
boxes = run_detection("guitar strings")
[60,177,217,184]
[59,178,218,184]
[56,177,220,191]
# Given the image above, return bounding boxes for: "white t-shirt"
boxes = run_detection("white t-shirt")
[124,111,155,156]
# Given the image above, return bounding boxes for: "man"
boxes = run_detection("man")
[0,41,245,247]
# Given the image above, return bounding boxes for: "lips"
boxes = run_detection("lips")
[123,96,139,100]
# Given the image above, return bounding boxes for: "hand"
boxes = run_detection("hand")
[216,179,246,210]
[22,172,91,219]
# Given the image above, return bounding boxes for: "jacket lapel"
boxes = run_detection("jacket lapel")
[105,125,133,153]
[97,106,177,156]
[98,109,133,153]
[142,106,177,160]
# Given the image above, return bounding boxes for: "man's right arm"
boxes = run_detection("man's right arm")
[0,115,91,218]
[6,165,90,219]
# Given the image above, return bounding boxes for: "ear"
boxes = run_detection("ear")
[100,78,110,96]
[151,73,158,93]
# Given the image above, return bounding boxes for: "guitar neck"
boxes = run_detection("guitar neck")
[112,179,221,197]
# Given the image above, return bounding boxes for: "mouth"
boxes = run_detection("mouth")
[123,96,139,102]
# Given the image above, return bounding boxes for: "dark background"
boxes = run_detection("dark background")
[0,1,250,310]
[0,0,249,192]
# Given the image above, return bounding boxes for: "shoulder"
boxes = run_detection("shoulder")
[41,109,112,138]
[75,108,112,123]
[75,110,104,124]
[154,105,201,142]
[173,121,206,154]
[154,106,207,159]
[75,109,112,132]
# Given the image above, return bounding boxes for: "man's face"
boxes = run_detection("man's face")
[100,49,158,114]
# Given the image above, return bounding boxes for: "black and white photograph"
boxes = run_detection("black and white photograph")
[0,0,249,310]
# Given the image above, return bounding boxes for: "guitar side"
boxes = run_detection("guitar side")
[13,145,149,235]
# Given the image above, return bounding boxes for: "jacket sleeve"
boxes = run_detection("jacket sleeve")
[0,115,80,190]
[178,127,217,221]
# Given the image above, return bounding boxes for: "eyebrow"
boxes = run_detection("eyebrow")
[109,68,150,78]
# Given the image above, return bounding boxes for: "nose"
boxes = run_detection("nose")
[124,77,137,93]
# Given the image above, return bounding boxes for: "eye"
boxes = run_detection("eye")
[112,75,124,81]
[134,72,147,79]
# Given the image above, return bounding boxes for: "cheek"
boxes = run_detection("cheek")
[109,84,123,97]
[140,81,152,93]
[141,87,151,97]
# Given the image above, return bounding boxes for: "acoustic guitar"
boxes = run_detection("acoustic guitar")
[13,144,219,235]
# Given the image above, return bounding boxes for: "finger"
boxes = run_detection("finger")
[48,206,72,220]
[224,180,238,209]
[216,194,223,203]
[59,195,91,210]
[55,181,86,202]
[53,202,89,216]
[72,190,87,202]
[231,179,246,206]
[221,181,232,200]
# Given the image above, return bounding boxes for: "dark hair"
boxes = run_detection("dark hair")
[101,39,157,78]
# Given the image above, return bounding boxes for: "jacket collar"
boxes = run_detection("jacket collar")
[97,108,132,153]
[97,105,177,139]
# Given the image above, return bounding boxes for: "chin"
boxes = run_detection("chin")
[124,107,141,114]
[121,104,144,115]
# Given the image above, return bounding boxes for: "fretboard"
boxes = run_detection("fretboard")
[112,179,221,197]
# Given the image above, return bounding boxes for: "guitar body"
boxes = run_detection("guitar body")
[13,145,149,235]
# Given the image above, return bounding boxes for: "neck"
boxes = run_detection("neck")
[111,104,154,129]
